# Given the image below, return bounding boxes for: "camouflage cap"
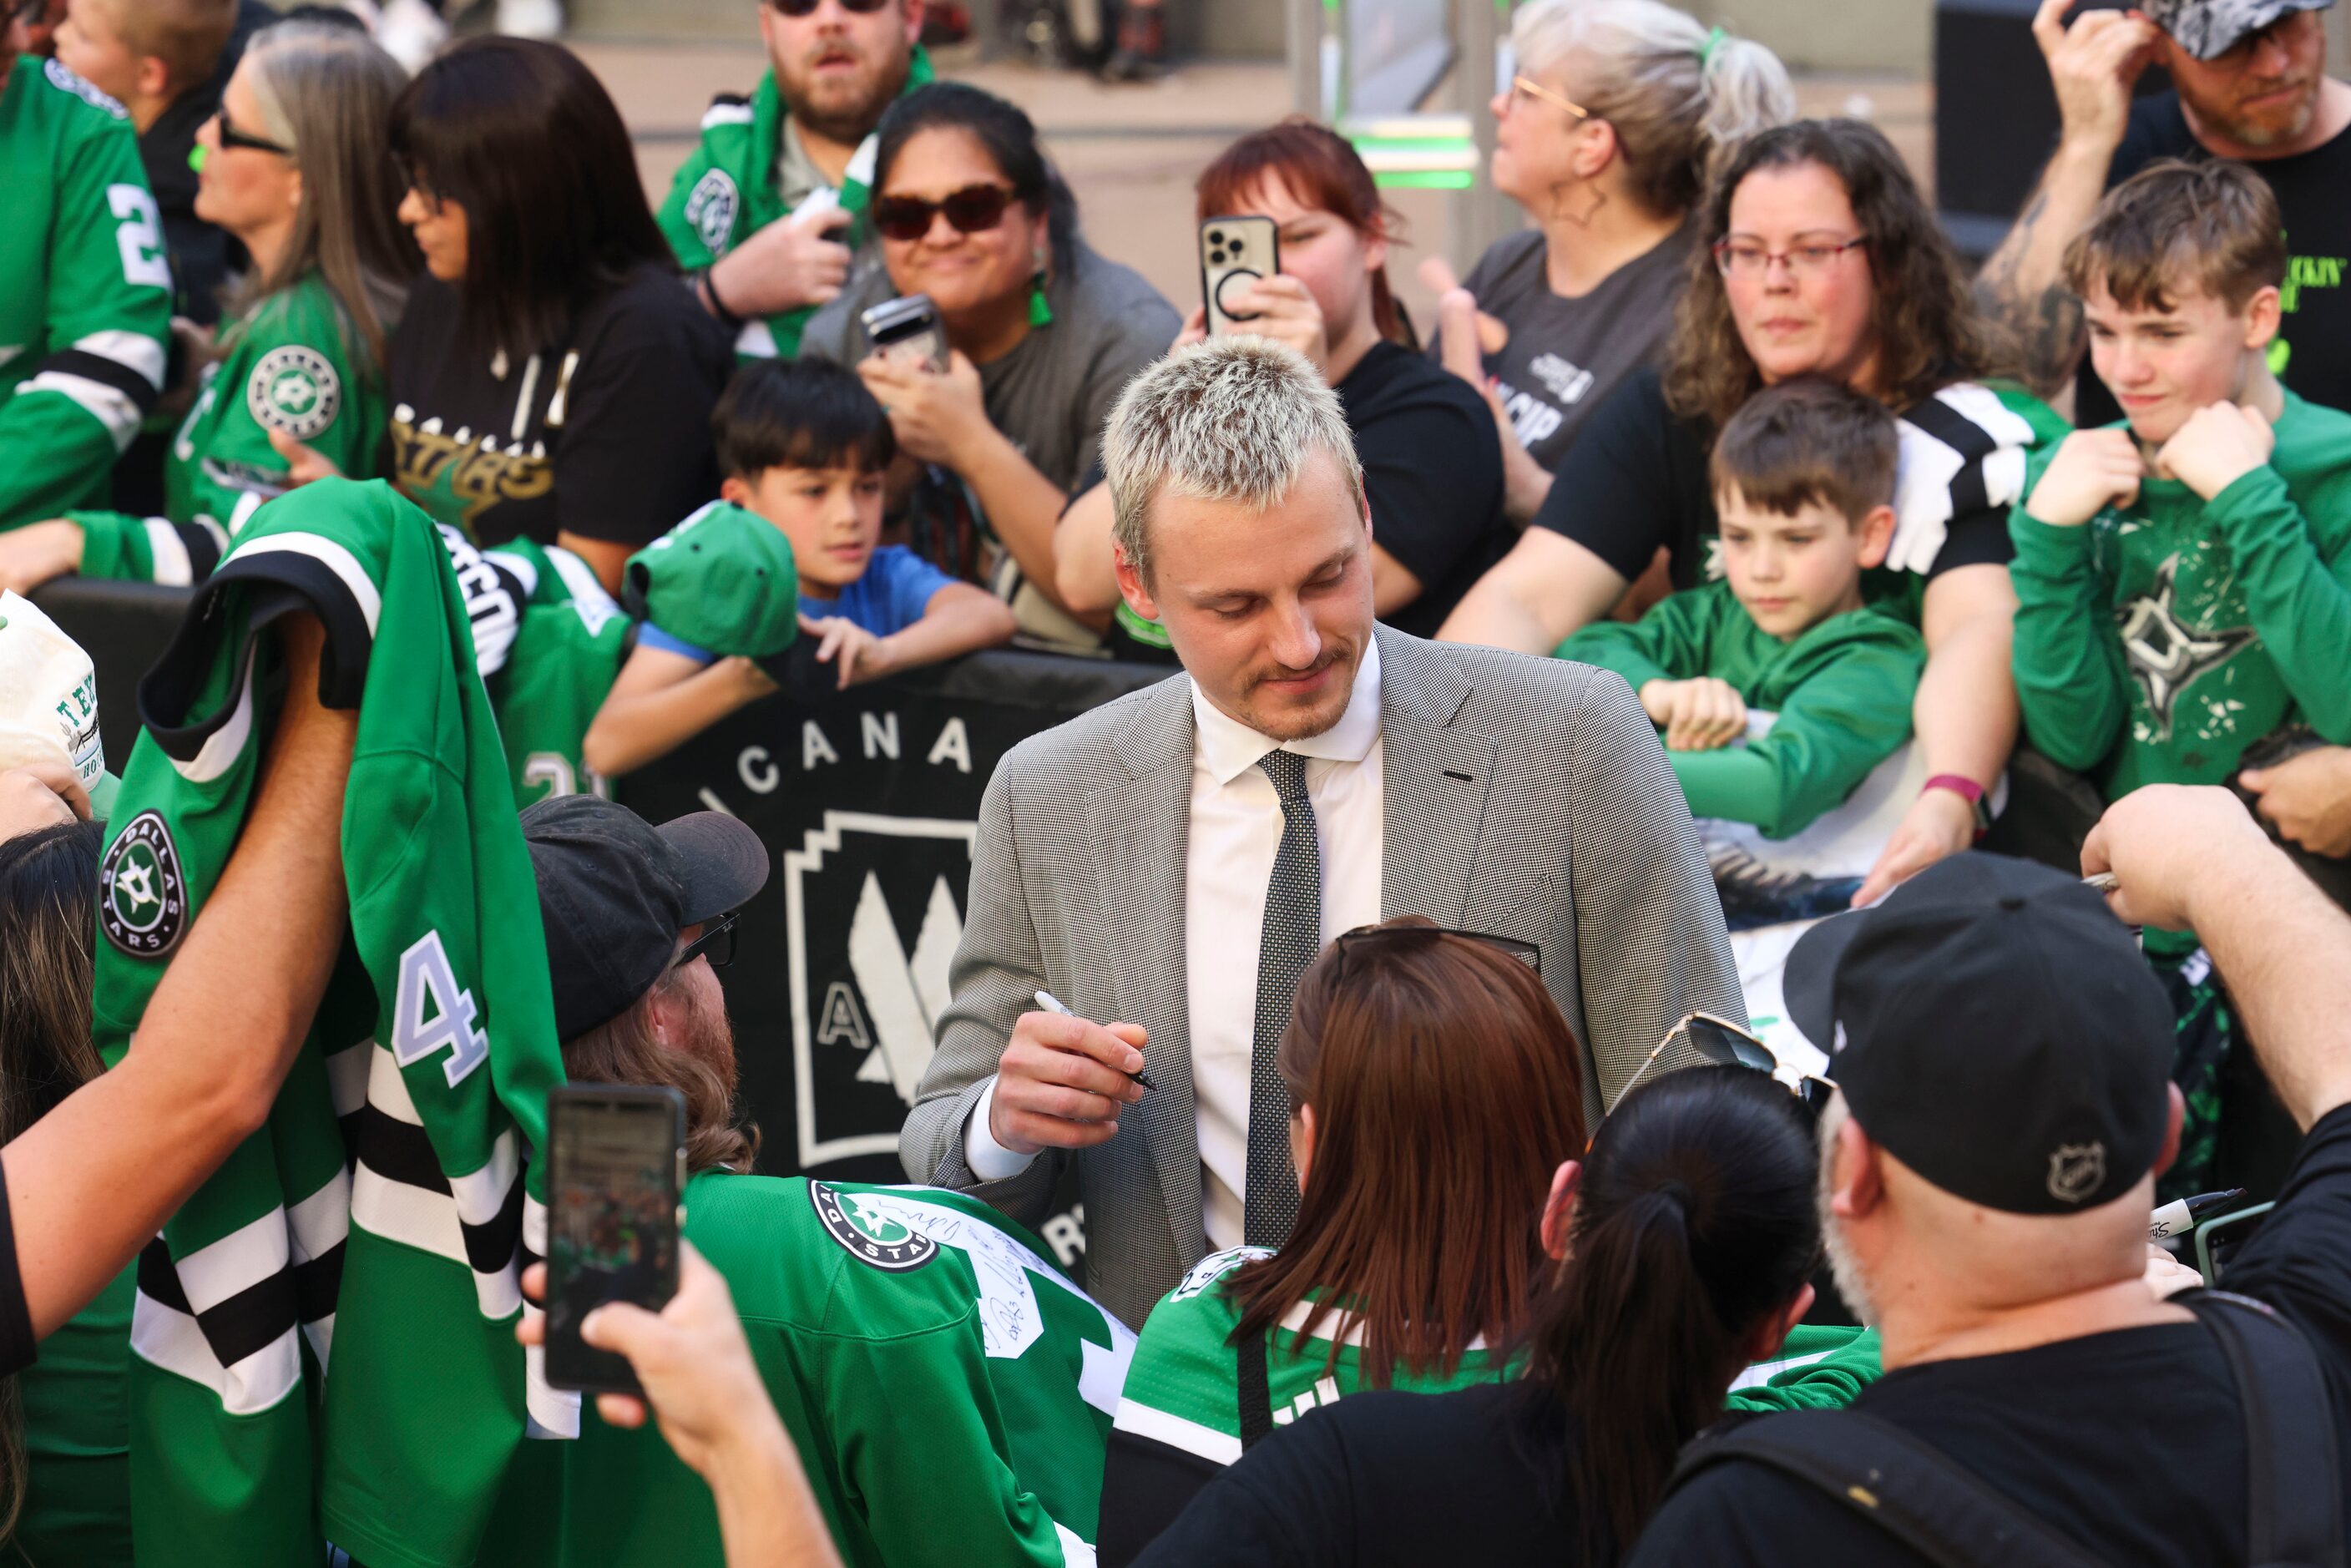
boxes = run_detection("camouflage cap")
[2141,0,2332,61]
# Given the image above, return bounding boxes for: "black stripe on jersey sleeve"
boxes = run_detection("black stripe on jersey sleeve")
[294,1242,345,1327]
[1899,392,2004,465]
[174,521,225,582]
[139,1238,301,1369]
[43,348,160,417]
[355,1103,527,1275]
[1096,1427,1231,1568]
[466,1173,527,1279]
[210,554,374,707]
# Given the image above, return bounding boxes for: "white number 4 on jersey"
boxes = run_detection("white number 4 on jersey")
[393,930,491,1087]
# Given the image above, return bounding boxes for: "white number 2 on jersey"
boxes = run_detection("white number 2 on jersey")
[393,930,491,1088]
[107,184,169,290]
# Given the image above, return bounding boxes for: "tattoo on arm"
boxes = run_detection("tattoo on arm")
[1974,190,2086,397]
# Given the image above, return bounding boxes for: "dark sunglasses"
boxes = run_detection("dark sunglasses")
[1330,923,1540,981]
[872,184,1019,244]
[673,911,740,973]
[768,0,888,13]
[215,101,292,158]
[1614,1011,1834,1122]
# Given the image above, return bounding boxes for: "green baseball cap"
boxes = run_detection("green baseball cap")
[624,502,801,664]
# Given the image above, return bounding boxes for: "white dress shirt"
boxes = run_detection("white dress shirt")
[967,640,1386,1249]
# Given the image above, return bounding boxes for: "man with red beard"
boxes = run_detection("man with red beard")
[515,793,1136,1566]
[660,0,932,359]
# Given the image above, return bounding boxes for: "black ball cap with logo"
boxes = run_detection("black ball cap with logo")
[521,795,771,1042]
[1783,852,2176,1215]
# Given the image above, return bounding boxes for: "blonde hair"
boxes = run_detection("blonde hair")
[229,21,415,369]
[91,0,235,97]
[1103,337,1363,582]
[1513,0,1796,217]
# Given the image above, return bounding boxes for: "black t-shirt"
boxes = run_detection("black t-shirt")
[1628,1102,2351,1566]
[0,1163,33,1381]
[1532,366,2024,615]
[1337,340,1508,638]
[1131,1380,1590,1568]
[385,266,734,550]
[2077,92,2351,426]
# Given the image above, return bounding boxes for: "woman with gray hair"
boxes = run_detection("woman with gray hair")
[0,19,413,595]
[1429,0,1793,520]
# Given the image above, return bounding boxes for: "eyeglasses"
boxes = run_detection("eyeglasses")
[767,0,889,14]
[1509,74,1591,121]
[1711,235,1868,281]
[672,912,740,974]
[872,184,1019,244]
[215,101,292,158]
[1330,923,1540,980]
[1612,1011,1835,1122]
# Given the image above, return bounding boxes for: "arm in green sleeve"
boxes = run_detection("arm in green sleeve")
[59,508,222,583]
[656,139,723,273]
[2206,465,2351,741]
[1668,634,1923,839]
[0,119,169,528]
[2009,507,2132,771]
[1727,1327,1883,1414]
[1553,586,1722,697]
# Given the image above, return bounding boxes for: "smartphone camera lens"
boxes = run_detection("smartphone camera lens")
[1209,248,1226,264]
[1207,229,1225,245]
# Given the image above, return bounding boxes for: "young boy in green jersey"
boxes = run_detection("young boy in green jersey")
[584,357,1014,777]
[1558,378,1926,842]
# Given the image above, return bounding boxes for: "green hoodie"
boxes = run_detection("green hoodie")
[1558,579,1925,840]
[655,50,934,359]
[2010,390,2351,802]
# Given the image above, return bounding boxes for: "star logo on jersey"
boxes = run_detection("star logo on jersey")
[247,346,342,443]
[685,169,741,254]
[99,811,188,956]
[810,1181,938,1272]
[2116,554,2256,741]
[786,812,975,1169]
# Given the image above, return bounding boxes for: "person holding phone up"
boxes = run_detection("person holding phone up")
[798,82,1179,650]
[1055,121,1510,649]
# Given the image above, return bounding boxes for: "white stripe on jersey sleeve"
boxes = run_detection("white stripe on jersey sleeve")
[1054,1521,1096,1566]
[74,329,167,390]
[521,1195,582,1439]
[130,1293,302,1417]
[174,1205,291,1315]
[326,1039,372,1119]
[15,370,144,451]
[228,533,382,636]
[167,651,257,784]
[1111,1397,1245,1465]
[1727,1343,1842,1392]
[143,518,193,586]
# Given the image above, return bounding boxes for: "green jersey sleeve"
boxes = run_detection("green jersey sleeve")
[1725,1325,1882,1414]
[1554,587,1718,695]
[0,59,171,529]
[2203,458,2351,741]
[1110,1247,1268,1465]
[2010,498,2134,775]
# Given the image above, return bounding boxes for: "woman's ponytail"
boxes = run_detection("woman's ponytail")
[1524,1066,1820,1559]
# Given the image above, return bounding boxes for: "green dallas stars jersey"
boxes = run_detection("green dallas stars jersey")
[1110,1247,1879,1473]
[655,49,932,359]
[2010,389,2351,802]
[90,478,573,1568]
[68,271,386,584]
[514,1176,1131,1568]
[0,56,171,528]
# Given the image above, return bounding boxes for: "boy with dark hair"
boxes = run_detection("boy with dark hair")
[583,357,1014,777]
[1559,377,1926,840]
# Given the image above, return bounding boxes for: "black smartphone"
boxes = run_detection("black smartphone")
[545,1083,687,1396]
[861,292,948,372]
[1200,215,1279,336]
[2194,1201,2273,1286]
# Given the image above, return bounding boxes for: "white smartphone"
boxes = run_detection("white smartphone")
[1200,216,1280,336]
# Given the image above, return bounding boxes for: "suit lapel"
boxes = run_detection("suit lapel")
[1086,678,1201,1253]
[1378,629,1498,928]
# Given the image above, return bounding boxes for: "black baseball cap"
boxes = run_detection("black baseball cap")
[522,795,771,1041]
[1783,852,2175,1215]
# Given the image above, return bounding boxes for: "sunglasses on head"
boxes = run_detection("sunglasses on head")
[1330,923,1540,981]
[766,0,890,16]
[872,184,1019,244]
[1612,1011,1834,1123]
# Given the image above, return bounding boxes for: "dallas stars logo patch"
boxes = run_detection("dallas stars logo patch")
[100,811,188,956]
[810,1181,937,1272]
[247,346,341,442]
[685,169,741,254]
[2116,554,2256,741]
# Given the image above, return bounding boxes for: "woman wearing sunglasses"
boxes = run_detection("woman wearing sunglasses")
[0,21,412,598]
[1125,1050,1869,1568]
[798,81,1180,650]
[1426,0,1792,521]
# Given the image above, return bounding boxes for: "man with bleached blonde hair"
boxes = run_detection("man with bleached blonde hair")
[902,336,1740,1328]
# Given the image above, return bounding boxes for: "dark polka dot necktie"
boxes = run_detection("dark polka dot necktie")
[1245,749,1317,1247]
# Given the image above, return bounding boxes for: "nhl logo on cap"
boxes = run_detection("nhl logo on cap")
[100,811,189,956]
[2047,1142,2107,1205]
[810,1181,938,1272]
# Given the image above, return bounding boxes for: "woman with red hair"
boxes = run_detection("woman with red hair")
[1053,120,1509,647]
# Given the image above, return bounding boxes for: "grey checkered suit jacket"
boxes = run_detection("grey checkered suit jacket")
[899,625,1742,1330]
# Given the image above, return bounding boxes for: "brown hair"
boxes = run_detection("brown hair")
[561,965,757,1176]
[1224,918,1587,1384]
[1710,375,1898,524]
[1195,119,1417,349]
[96,0,235,97]
[1664,119,2003,432]
[0,821,109,1545]
[2062,158,2286,316]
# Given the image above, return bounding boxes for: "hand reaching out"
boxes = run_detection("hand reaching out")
[1640,677,1749,751]
[796,612,896,689]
